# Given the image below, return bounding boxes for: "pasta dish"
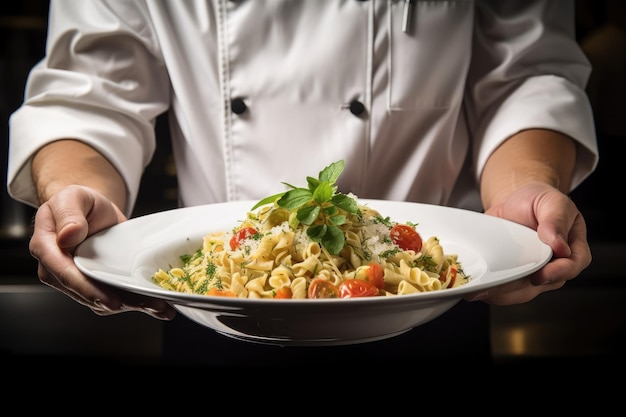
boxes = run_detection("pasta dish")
[152,160,469,299]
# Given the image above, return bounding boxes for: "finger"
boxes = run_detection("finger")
[529,241,591,287]
[48,186,125,250]
[41,268,175,320]
[35,246,123,311]
[31,202,121,305]
[465,276,565,306]
[37,262,114,314]
[534,192,580,258]
[38,256,175,319]
[532,209,591,286]
[119,292,177,320]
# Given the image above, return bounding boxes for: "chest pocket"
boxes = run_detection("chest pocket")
[388,0,473,110]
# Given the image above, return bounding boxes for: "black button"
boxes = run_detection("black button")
[349,100,365,116]
[231,98,247,114]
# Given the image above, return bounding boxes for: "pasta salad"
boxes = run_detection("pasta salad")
[152,160,469,299]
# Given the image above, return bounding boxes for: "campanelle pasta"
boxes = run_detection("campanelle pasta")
[152,199,469,299]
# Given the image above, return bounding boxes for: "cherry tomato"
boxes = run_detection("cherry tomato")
[366,262,385,289]
[207,287,237,297]
[390,224,422,252]
[229,227,258,250]
[274,287,293,299]
[338,279,379,298]
[308,277,340,299]
[439,264,458,288]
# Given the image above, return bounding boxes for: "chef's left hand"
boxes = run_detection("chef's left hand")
[464,183,591,305]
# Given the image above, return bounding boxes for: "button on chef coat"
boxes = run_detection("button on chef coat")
[8,0,598,216]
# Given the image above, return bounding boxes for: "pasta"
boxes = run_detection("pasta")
[152,199,470,299]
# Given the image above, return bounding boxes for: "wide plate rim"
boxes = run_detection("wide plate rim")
[74,199,553,309]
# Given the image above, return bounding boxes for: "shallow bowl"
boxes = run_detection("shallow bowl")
[75,200,551,346]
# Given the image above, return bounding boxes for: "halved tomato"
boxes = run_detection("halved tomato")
[440,264,458,288]
[390,224,422,252]
[338,279,379,298]
[207,287,237,297]
[274,287,293,299]
[229,227,258,250]
[365,262,385,289]
[308,277,340,299]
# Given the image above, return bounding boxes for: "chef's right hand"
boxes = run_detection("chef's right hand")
[29,185,176,320]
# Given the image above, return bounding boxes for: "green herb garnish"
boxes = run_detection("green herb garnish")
[251,160,359,255]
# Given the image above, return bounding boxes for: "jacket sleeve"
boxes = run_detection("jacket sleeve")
[465,0,598,191]
[7,0,170,215]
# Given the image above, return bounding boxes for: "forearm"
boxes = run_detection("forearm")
[31,139,127,210]
[480,129,576,210]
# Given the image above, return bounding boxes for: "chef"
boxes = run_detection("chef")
[7,0,597,366]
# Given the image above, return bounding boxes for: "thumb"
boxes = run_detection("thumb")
[51,186,126,250]
[534,193,574,258]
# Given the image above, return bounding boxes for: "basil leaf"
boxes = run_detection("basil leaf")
[323,225,345,255]
[278,188,313,210]
[307,224,327,242]
[297,205,320,225]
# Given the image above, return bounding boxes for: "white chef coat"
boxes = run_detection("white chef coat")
[7,0,598,217]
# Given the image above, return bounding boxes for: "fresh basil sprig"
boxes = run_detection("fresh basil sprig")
[251,160,359,255]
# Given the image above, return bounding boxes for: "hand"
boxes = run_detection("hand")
[29,185,177,319]
[464,183,592,305]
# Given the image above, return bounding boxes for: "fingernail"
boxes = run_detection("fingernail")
[93,299,113,312]
[155,312,172,320]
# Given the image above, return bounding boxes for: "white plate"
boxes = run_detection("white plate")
[74,200,552,346]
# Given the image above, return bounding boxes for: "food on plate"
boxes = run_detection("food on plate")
[152,160,469,299]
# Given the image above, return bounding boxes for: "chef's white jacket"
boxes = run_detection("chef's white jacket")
[7,0,598,216]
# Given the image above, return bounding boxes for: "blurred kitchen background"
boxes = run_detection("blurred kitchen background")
[1,1,624,368]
